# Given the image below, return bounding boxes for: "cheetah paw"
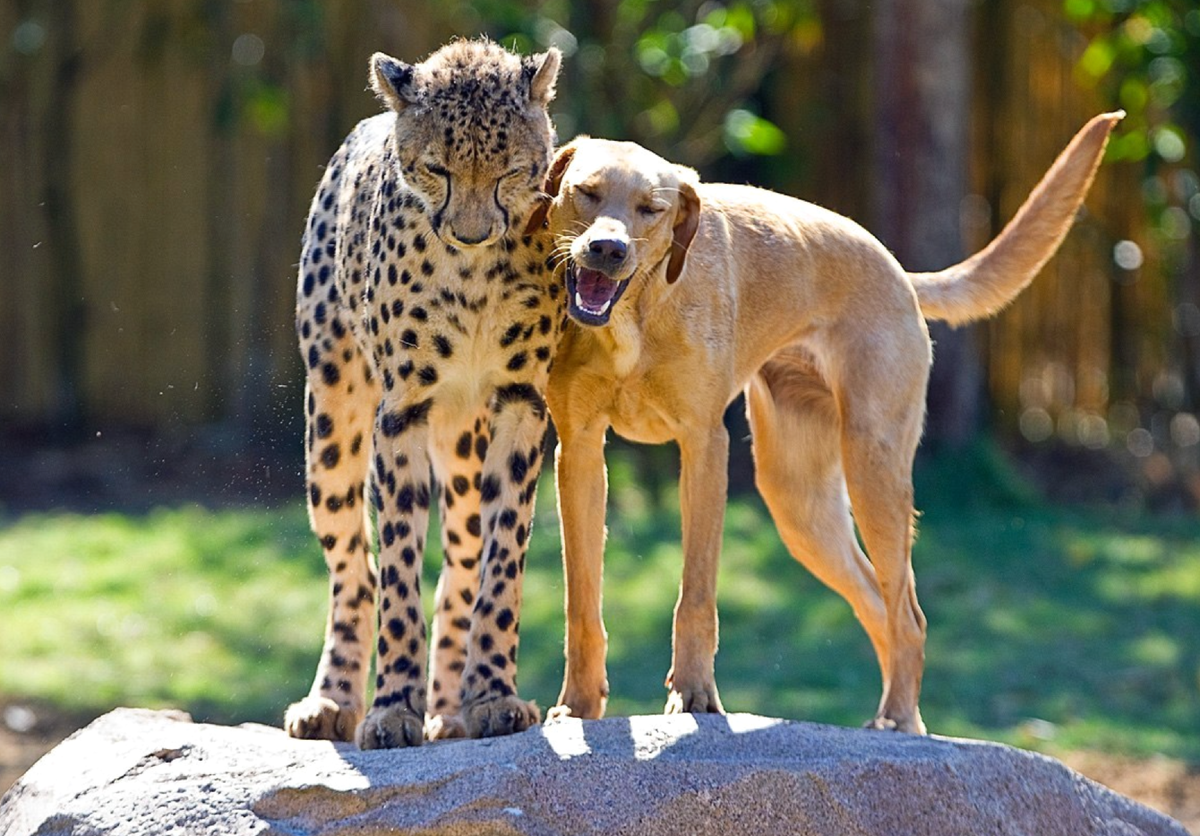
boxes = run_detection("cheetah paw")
[284,696,362,742]
[463,695,540,738]
[356,706,425,749]
[664,683,724,715]
[424,712,467,741]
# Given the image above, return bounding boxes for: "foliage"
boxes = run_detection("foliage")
[1067,0,1199,274]
[1,450,1197,761]
[448,0,817,164]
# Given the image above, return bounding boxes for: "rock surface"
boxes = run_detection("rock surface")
[0,708,1187,835]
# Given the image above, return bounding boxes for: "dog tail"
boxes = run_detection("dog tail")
[909,110,1123,326]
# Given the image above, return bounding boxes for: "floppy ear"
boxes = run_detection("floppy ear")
[370,52,420,112]
[524,47,562,106]
[666,180,700,284]
[522,142,578,235]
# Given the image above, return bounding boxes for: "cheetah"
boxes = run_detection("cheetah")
[284,39,565,749]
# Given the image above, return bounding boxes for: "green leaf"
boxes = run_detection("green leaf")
[724,109,787,156]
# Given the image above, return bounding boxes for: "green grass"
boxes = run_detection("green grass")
[0,445,1197,763]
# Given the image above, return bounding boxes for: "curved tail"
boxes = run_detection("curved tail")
[910,111,1123,325]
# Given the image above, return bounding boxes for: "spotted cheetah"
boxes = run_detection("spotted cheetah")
[284,40,565,749]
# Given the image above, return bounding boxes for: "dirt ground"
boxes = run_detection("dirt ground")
[1,699,1196,831]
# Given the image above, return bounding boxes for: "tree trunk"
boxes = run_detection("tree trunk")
[871,0,981,449]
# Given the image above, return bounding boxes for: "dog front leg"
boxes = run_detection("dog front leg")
[666,424,729,714]
[549,420,611,720]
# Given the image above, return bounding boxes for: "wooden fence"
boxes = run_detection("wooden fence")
[0,0,1180,450]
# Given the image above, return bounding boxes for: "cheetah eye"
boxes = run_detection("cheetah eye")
[501,167,525,181]
[424,162,450,178]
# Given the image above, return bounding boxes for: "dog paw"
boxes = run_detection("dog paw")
[356,706,425,749]
[424,712,467,741]
[545,704,577,724]
[463,695,540,738]
[284,696,361,742]
[664,682,724,715]
[864,712,927,735]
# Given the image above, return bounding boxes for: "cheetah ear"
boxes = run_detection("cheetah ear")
[522,142,577,235]
[370,52,420,113]
[525,47,562,106]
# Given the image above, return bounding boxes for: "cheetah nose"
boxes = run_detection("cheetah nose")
[588,238,627,263]
[451,228,491,246]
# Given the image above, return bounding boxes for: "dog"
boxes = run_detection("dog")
[535,112,1122,733]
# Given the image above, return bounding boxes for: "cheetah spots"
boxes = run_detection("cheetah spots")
[499,322,522,348]
[400,329,419,349]
[417,365,439,386]
[506,352,527,372]
[493,383,546,420]
[451,475,470,496]
[379,398,433,437]
[449,434,470,463]
[316,414,334,439]
[480,475,500,503]
[322,362,341,386]
[433,334,454,358]
[321,443,341,469]
[466,514,482,538]
[509,451,528,484]
[495,608,515,631]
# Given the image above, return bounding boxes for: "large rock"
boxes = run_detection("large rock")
[0,708,1186,835]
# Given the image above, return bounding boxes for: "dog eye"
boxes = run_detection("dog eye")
[576,187,600,202]
[637,204,666,217]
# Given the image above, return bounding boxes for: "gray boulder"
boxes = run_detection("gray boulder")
[0,707,1186,835]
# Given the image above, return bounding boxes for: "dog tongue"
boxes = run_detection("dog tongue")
[575,267,620,312]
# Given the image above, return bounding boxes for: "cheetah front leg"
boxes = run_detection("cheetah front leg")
[355,396,435,750]
[456,384,548,738]
[424,414,491,741]
[285,347,380,742]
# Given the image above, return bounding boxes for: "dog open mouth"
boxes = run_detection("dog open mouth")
[565,262,629,326]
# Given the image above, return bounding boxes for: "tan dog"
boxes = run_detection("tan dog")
[538,112,1121,733]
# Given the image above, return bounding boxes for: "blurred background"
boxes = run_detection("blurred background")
[1,0,1199,826]
[2,0,1199,494]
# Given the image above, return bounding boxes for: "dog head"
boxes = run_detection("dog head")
[535,139,700,326]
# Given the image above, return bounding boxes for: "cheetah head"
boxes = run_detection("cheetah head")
[369,40,561,250]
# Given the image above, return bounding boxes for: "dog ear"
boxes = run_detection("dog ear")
[543,142,578,198]
[523,143,578,235]
[370,53,420,113]
[666,180,700,284]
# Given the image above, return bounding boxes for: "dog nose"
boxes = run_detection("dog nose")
[588,238,627,262]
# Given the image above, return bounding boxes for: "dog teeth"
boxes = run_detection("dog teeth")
[574,291,613,316]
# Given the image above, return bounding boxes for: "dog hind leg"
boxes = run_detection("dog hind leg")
[745,369,891,694]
